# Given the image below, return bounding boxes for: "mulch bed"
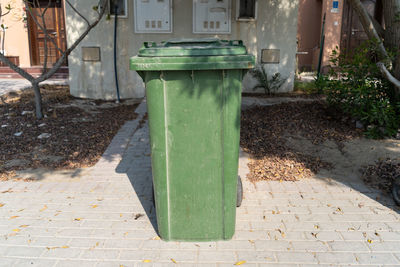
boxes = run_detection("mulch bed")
[240,101,363,182]
[362,159,400,194]
[0,85,138,180]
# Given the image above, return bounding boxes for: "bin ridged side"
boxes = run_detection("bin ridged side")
[145,69,242,241]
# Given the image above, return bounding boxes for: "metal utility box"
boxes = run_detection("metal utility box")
[134,0,172,33]
[193,0,231,34]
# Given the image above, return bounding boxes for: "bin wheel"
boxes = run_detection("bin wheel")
[393,175,400,206]
[237,176,243,207]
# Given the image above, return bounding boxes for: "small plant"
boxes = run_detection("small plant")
[250,65,286,95]
[324,40,400,138]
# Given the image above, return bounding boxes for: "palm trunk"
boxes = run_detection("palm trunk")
[32,82,43,119]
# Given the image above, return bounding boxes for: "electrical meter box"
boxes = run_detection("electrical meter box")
[193,0,231,34]
[134,0,172,33]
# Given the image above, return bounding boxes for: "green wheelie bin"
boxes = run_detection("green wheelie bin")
[130,38,255,241]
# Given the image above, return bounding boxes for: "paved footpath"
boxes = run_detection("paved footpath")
[0,79,68,96]
[1,101,400,266]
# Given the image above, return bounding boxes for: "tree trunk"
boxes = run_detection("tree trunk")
[347,0,388,59]
[348,0,400,93]
[382,0,400,79]
[32,82,43,119]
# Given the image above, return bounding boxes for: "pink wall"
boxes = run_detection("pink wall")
[1,0,31,67]
[321,0,344,71]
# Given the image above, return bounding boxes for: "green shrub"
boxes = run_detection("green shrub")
[323,40,399,138]
[250,66,286,95]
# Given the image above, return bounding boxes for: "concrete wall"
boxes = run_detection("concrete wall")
[1,0,31,67]
[65,0,299,100]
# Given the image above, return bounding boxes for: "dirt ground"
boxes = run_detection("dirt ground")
[0,85,139,181]
[241,101,400,196]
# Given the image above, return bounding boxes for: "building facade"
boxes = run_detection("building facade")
[65,0,299,100]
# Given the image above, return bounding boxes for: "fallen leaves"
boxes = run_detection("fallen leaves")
[74,218,82,221]
[134,213,144,220]
[241,102,361,182]
[170,258,177,264]
[40,205,48,212]
[0,203,4,207]
[46,246,70,250]
[142,260,151,263]
[361,159,400,195]
[9,216,19,219]
[91,205,98,209]
[235,261,246,265]
[0,85,139,181]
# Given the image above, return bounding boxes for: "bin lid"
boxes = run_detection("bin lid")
[138,38,248,57]
[131,38,255,71]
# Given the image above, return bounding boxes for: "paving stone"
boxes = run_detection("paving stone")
[254,240,292,251]
[158,250,197,262]
[316,252,357,264]
[329,241,370,252]
[197,251,237,262]
[236,250,276,263]
[275,252,318,264]
[13,258,58,267]
[290,241,330,252]
[355,253,400,265]
[367,241,400,252]
[119,249,160,261]
[4,246,45,257]
[55,260,96,267]
[41,247,83,259]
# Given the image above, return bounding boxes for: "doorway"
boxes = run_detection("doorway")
[27,0,67,66]
[340,0,382,54]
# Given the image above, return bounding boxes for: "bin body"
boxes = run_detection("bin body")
[130,39,254,241]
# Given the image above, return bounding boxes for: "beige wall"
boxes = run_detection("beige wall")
[66,0,299,100]
[1,0,31,67]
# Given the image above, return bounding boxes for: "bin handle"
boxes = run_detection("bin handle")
[143,39,243,48]
[163,38,221,47]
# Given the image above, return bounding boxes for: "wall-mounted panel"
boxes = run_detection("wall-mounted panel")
[134,0,172,33]
[193,0,231,34]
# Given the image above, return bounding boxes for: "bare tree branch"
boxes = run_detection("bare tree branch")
[0,52,34,82]
[65,0,90,26]
[25,4,63,54]
[377,62,400,90]
[40,5,49,74]
[369,14,385,38]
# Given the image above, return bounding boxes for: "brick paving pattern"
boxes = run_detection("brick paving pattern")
[0,101,399,266]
